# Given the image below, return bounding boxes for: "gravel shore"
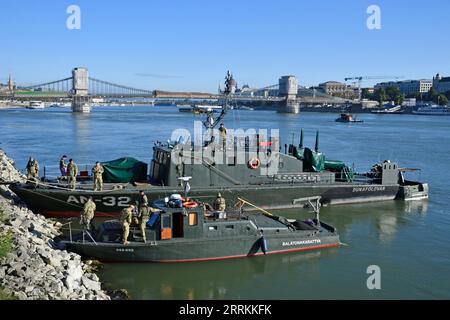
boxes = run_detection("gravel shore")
[0,149,111,300]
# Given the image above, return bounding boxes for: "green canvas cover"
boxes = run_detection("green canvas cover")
[101,157,148,183]
[293,147,305,160]
[324,160,346,171]
[303,148,325,172]
[324,160,354,182]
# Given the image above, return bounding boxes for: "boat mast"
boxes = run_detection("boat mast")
[202,71,236,130]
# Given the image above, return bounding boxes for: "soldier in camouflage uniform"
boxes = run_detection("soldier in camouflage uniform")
[92,162,104,191]
[219,123,227,150]
[59,155,68,177]
[212,192,227,219]
[80,197,96,230]
[26,158,39,185]
[26,157,38,178]
[120,205,135,245]
[138,204,159,243]
[67,159,78,190]
[138,191,148,212]
[139,205,150,243]
[213,192,226,211]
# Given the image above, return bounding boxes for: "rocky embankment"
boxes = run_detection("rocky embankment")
[0,149,110,300]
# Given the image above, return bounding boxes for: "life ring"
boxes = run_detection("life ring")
[248,158,260,170]
[183,201,198,208]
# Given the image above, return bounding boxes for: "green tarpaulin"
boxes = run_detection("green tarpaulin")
[303,148,325,172]
[324,160,346,171]
[324,159,354,182]
[101,158,148,183]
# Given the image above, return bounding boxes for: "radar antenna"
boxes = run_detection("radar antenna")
[202,71,236,130]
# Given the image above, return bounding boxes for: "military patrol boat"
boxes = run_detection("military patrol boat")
[61,196,340,262]
[9,72,429,218]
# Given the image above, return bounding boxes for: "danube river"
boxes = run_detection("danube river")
[1,106,449,299]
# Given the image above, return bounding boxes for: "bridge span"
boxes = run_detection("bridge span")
[1,67,347,113]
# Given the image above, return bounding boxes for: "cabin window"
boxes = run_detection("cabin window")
[162,215,171,228]
[225,225,234,229]
[208,226,217,231]
[189,213,198,226]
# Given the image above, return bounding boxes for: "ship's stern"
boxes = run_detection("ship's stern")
[397,181,429,201]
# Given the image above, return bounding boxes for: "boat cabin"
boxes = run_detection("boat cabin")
[92,195,328,244]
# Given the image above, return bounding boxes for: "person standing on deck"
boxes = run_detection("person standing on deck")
[120,205,135,245]
[92,162,104,191]
[67,159,78,190]
[219,123,227,150]
[212,192,226,219]
[80,197,96,230]
[59,155,68,177]
[139,205,160,243]
[26,157,39,184]
[138,191,148,210]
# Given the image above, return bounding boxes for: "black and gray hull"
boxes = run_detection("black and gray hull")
[64,233,340,263]
[11,183,401,218]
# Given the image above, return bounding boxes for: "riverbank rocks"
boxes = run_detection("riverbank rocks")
[0,149,111,300]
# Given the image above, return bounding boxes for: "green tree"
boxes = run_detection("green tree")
[394,93,404,106]
[374,88,386,106]
[434,94,448,106]
[361,88,372,99]
[445,91,450,100]
[427,87,438,101]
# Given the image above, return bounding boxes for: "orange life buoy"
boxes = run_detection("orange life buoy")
[248,158,260,169]
[183,201,198,208]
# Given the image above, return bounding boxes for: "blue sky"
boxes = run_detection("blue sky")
[1,0,449,92]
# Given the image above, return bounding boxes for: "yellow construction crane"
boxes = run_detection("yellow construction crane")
[344,76,404,101]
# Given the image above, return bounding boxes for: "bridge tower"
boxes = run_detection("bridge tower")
[278,75,300,114]
[71,67,91,113]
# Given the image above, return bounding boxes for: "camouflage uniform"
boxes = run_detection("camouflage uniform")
[139,206,150,243]
[138,193,148,214]
[120,207,133,244]
[26,160,39,180]
[81,198,96,230]
[219,125,227,149]
[139,206,158,243]
[59,158,67,176]
[67,161,78,190]
[213,194,226,212]
[92,164,104,191]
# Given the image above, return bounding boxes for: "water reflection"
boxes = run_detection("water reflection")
[100,249,336,300]
[72,113,91,148]
[403,200,429,215]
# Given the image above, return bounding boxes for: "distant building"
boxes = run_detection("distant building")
[318,81,356,98]
[375,79,432,95]
[0,74,15,94]
[403,98,417,107]
[7,74,14,92]
[432,73,450,94]
[318,81,346,95]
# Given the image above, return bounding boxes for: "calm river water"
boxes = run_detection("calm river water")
[1,106,449,299]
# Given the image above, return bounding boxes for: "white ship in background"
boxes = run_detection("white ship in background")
[26,101,45,109]
[412,104,450,116]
